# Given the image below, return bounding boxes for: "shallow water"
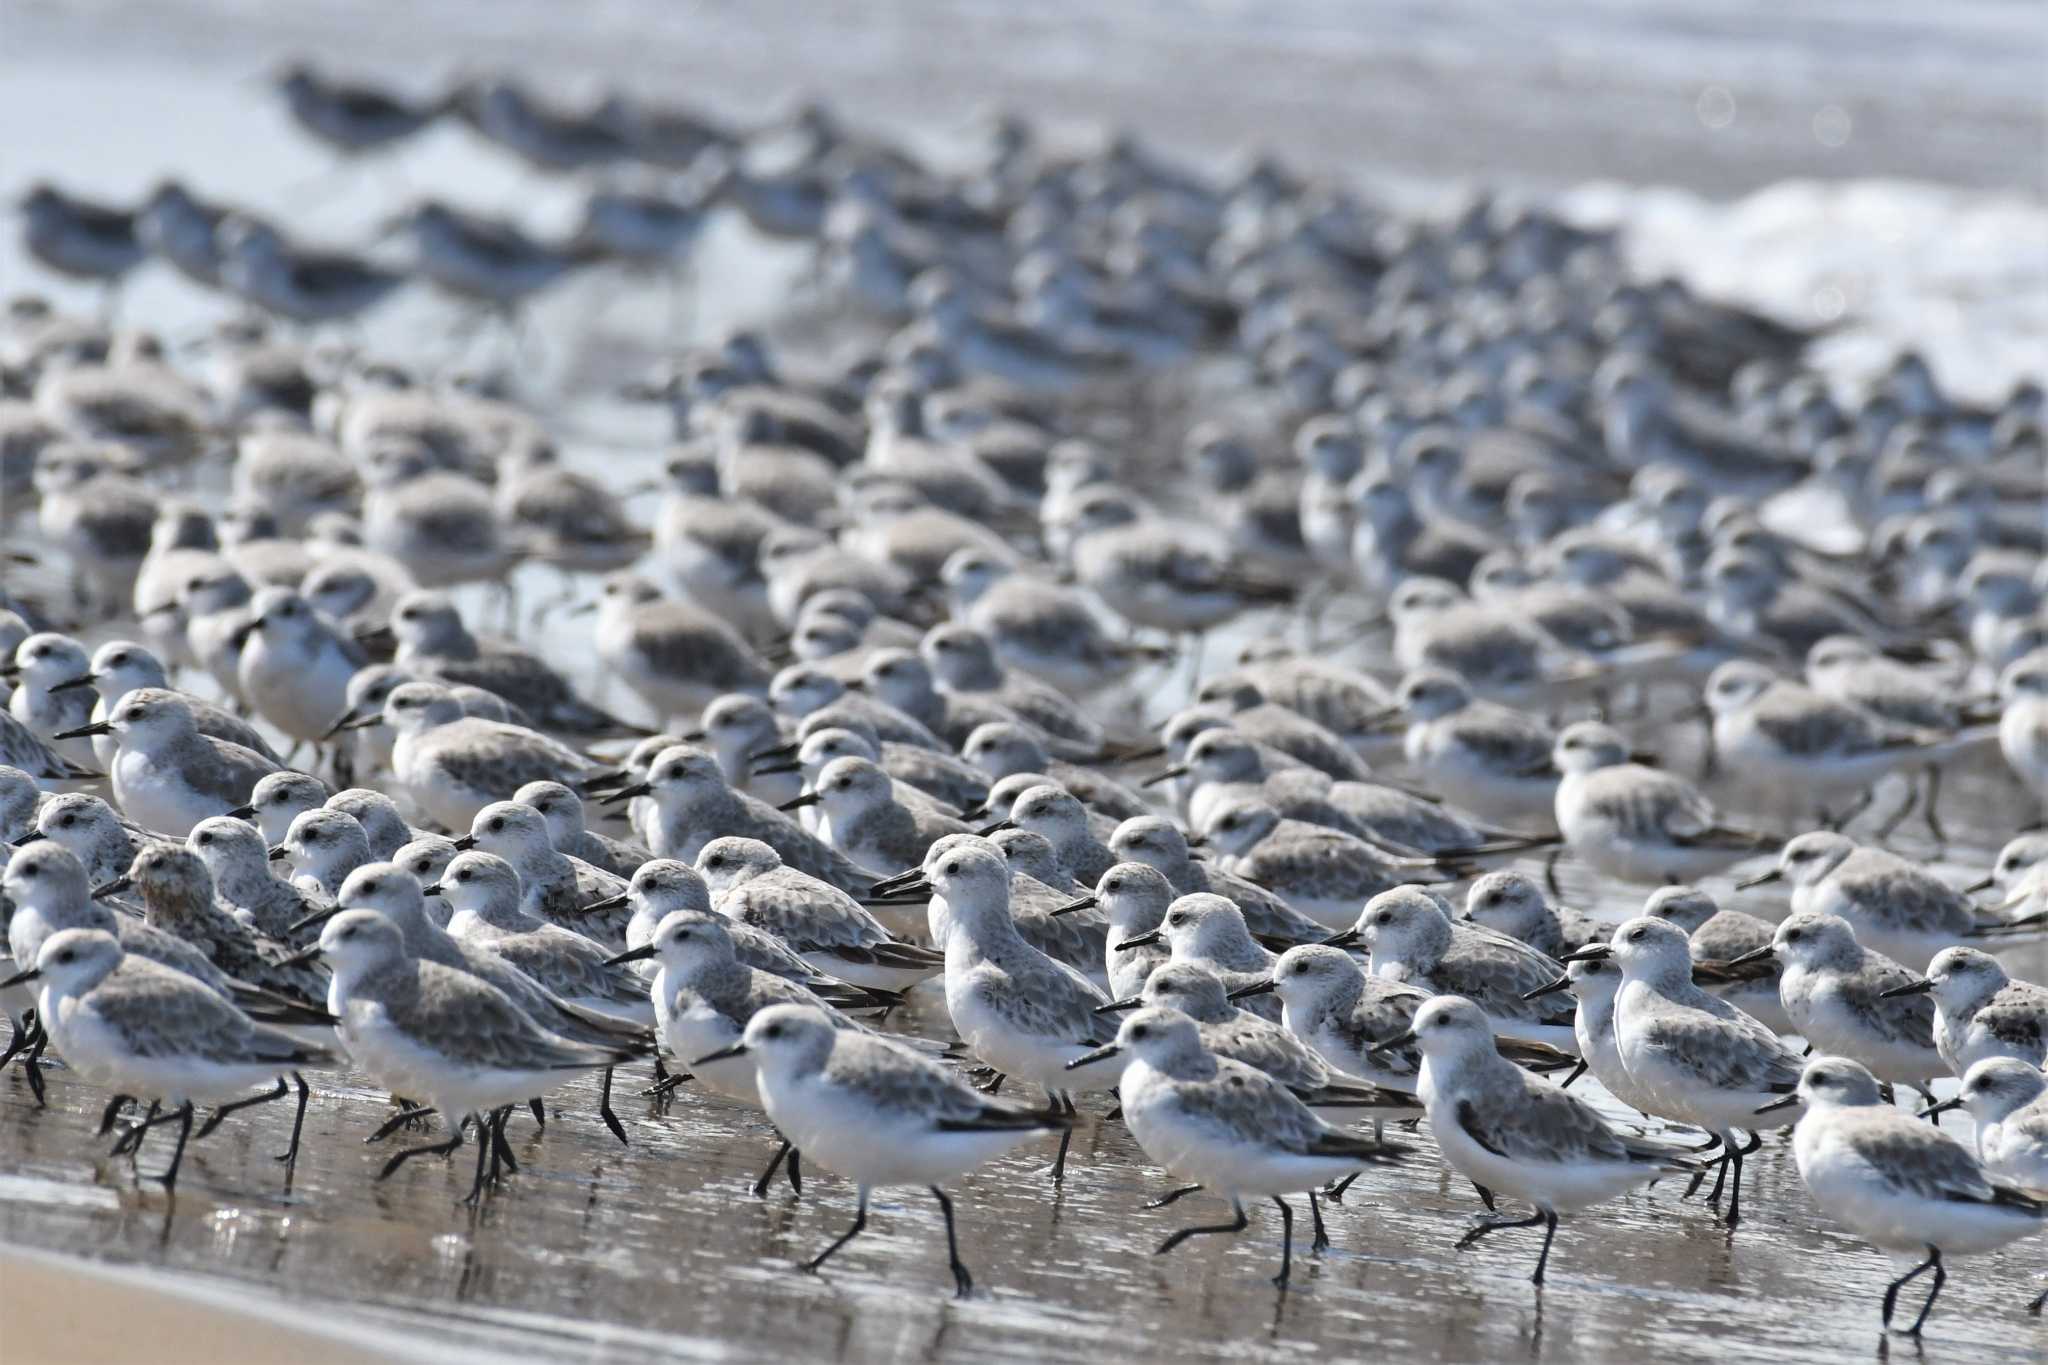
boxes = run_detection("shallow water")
[3,4,2046,1361]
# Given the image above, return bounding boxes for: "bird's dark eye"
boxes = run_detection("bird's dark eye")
[1482,889,1499,906]
[1130,1025,1148,1041]
[708,855,723,867]
[1169,913,1186,926]
[764,1023,782,1039]
[197,833,212,845]
[1786,928,1802,941]
[1375,911,1392,926]
[362,880,379,894]
[59,816,74,828]
[944,861,960,875]
[488,818,503,832]
[21,867,35,879]
[1629,927,1647,941]
[56,950,71,963]
[457,870,472,882]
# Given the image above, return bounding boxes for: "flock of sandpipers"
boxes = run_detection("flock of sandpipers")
[3,58,2047,1340]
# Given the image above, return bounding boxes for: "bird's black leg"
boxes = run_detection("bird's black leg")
[22,1020,49,1106]
[527,1096,545,1130]
[1473,1182,1497,1212]
[1307,1189,1331,1253]
[1156,1199,1248,1257]
[1881,1246,1941,1333]
[1323,1172,1362,1202]
[0,1013,33,1073]
[1723,1131,1760,1226]
[598,1067,628,1145]
[804,1187,870,1274]
[278,1072,311,1166]
[95,1093,136,1136]
[752,1138,792,1199]
[155,1102,196,1192]
[787,1147,802,1196]
[1557,1061,1588,1090]
[1529,1211,1560,1285]
[1902,1248,1946,1336]
[368,1106,436,1143]
[1543,846,1566,898]
[490,1105,518,1174]
[111,1101,162,1157]
[1454,1210,1547,1253]
[1147,1184,1204,1209]
[461,1112,493,1205]
[377,1127,464,1180]
[1271,1197,1296,1287]
[930,1185,973,1297]
[196,1077,288,1139]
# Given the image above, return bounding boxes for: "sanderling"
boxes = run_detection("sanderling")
[233,769,332,847]
[1391,995,1697,1283]
[187,815,326,939]
[690,694,797,801]
[1102,960,1407,1117]
[1642,885,1792,1032]
[2,928,330,1188]
[1124,893,1283,1023]
[986,829,1110,987]
[0,710,97,783]
[513,780,651,880]
[920,624,1108,756]
[217,217,407,326]
[9,633,98,769]
[117,843,329,1011]
[592,573,771,725]
[274,808,375,901]
[373,682,612,832]
[1701,661,1963,822]
[62,689,282,837]
[1743,831,1996,971]
[770,663,949,753]
[1729,913,1942,1103]
[1106,814,1328,945]
[1924,1059,2048,1196]
[1522,955,1660,1114]
[391,834,461,926]
[56,639,281,764]
[1059,860,1175,1000]
[695,835,943,992]
[795,755,973,875]
[1880,947,2048,1075]
[609,908,864,1110]
[18,185,144,292]
[604,745,881,894]
[305,907,639,1200]
[328,788,424,861]
[1201,799,1458,930]
[275,61,444,157]
[1071,1007,1404,1284]
[313,864,649,1130]
[940,547,1163,696]
[1464,871,1609,959]
[1338,887,1576,1050]
[33,445,156,616]
[31,791,149,887]
[235,587,370,750]
[589,858,862,998]
[1001,783,1119,886]
[1765,1057,2044,1333]
[1552,720,1774,884]
[1997,649,2048,801]
[932,841,1117,1178]
[435,850,650,1026]
[696,1003,1068,1295]
[390,591,635,738]
[456,801,630,949]
[1368,669,1560,829]
[1584,917,1807,1224]
[959,721,1148,822]
[791,724,981,823]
